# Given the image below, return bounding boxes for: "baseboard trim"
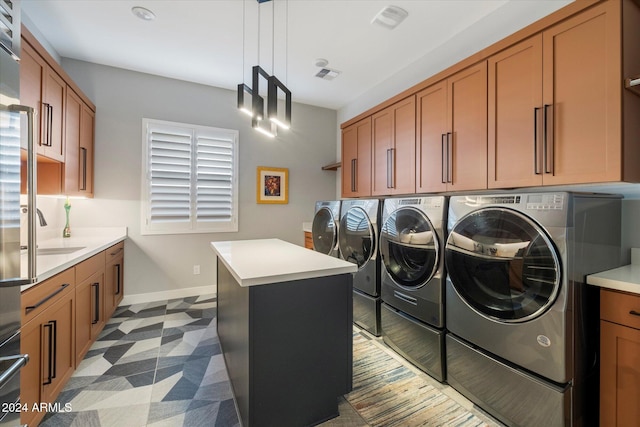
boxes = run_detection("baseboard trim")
[120,285,217,305]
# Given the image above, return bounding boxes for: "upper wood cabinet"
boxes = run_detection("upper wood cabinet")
[341,117,372,198]
[20,41,65,162]
[416,81,447,193]
[20,25,97,197]
[490,0,640,188]
[64,88,95,197]
[417,62,487,193]
[371,96,416,196]
[488,35,544,188]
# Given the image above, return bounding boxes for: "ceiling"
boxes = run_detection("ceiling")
[21,0,572,111]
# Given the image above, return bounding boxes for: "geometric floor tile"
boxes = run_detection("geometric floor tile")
[40,294,502,427]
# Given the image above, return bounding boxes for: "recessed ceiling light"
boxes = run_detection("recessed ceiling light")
[371,5,408,30]
[131,6,156,21]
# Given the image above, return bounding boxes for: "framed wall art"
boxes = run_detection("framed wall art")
[256,166,288,204]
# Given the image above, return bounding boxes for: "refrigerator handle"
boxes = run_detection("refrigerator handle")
[9,104,38,284]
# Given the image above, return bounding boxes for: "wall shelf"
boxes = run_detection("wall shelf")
[322,162,341,171]
[626,76,640,96]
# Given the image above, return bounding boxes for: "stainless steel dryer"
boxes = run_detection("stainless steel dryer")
[339,199,381,336]
[379,196,447,381]
[312,200,341,258]
[445,192,622,427]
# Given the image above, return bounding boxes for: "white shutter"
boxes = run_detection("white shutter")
[195,133,234,225]
[142,119,238,235]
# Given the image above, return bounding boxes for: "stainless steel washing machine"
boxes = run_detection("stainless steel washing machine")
[339,199,381,336]
[312,200,341,258]
[379,196,447,381]
[445,192,622,427]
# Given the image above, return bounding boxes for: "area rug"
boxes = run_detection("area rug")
[346,332,493,427]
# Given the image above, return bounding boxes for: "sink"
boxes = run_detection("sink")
[36,246,86,255]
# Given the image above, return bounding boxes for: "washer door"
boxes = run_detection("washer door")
[445,207,560,322]
[312,207,337,255]
[339,207,375,268]
[380,207,439,288]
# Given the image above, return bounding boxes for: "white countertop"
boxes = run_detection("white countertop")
[587,248,640,295]
[21,227,128,291]
[210,238,357,287]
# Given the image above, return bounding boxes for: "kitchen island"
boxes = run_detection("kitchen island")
[210,239,357,427]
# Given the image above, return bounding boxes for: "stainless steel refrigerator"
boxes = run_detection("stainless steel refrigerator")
[1,0,37,425]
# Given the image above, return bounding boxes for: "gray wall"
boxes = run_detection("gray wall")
[58,59,338,298]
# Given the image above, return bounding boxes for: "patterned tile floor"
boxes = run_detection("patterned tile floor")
[40,295,501,427]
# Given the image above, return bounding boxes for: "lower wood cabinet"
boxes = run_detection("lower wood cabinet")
[600,289,640,427]
[21,269,76,427]
[104,242,125,319]
[21,242,125,426]
[75,252,106,363]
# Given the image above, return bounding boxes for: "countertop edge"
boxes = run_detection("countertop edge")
[587,264,640,296]
[210,239,357,287]
[21,229,128,292]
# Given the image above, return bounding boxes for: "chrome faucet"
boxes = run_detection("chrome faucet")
[20,205,48,226]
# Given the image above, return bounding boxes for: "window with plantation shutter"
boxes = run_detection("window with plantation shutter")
[141,119,238,235]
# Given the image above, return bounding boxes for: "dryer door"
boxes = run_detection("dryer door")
[445,207,560,322]
[312,207,337,255]
[339,207,375,268]
[380,207,439,288]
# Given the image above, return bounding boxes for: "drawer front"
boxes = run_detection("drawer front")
[76,251,105,283]
[601,289,640,330]
[105,241,124,263]
[21,268,75,324]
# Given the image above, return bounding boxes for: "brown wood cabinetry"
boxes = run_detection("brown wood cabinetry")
[20,41,65,162]
[21,242,125,425]
[488,35,544,188]
[20,25,97,197]
[371,96,416,196]
[21,269,76,427]
[75,252,106,363]
[341,117,372,197]
[600,289,640,427]
[64,88,95,197]
[345,0,640,195]
[416,81,448,193]
[416,63,487,192]
[304,231,313,250]
[488,0,640,188]
[104,242,125,319]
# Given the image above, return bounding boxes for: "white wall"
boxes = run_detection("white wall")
[48,59,338,299]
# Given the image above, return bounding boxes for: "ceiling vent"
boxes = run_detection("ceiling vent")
[371,5,408,30]
[315,68,341,81]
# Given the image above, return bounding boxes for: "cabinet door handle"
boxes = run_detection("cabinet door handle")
[350,159,357,192]
[42,322,52,385]
[40,102,48,147]
[630,310,640,317]
[42,103,53,147]
[441,134,447,184]
[92,283,100,324]
[25,283,70,314]
[543,104,554,174]
[109,247,124,256]
[80,147,87,191]
[387,148,395,189]
[115,264,122,295]
[48,104,54,147]
[43,320,57,385]
[534,107,542,175]
[447,132,453,183]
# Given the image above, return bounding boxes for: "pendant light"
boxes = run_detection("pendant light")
[236,0,291,137]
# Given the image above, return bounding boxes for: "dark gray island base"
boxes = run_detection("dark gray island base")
[217,258,353,427]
